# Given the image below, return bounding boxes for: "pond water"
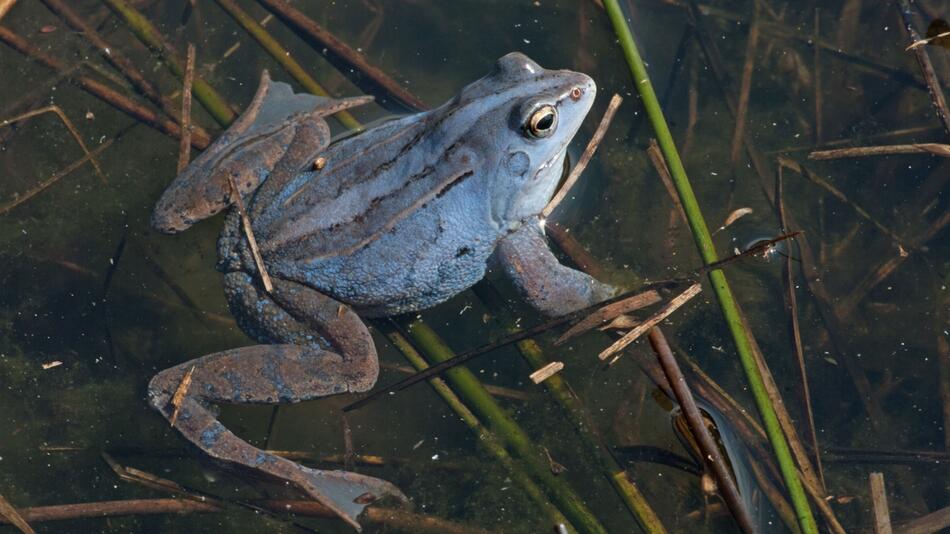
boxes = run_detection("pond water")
[0,0,948,532]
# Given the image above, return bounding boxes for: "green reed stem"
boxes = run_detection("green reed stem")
[381,325,572,530]
[396,317,608,534]
[101,0,236,126]
[600,2,818,533]
[213,0,362,132]
[473,286,667,534]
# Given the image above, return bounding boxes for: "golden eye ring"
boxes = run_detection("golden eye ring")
[526,105,558,138]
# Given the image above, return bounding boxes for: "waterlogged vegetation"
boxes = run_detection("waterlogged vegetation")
[0,0,948,532]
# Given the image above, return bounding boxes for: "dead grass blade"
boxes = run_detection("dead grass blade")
[168,365,195,426]
[228,176,273,292]
[542,94,622,218]
[0,139,113,215]
[1,105,105,181]
[598,283,701,362]
[177,43,196,173]
[555,289,661,345]
[0,494,35,534]
[808,143,950,159]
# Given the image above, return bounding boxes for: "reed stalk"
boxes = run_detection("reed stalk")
[600,1,818,532]
[396,317,608,534]
[472,286,667,534]
[101,0,236,126]
[213,0,362,131]
[381,325,572,531]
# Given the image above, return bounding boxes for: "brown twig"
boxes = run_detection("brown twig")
[0,26,210,149]
[254,0,427,112]
[555,289,662,344]
[0,139,113,215]
[39,0,210,144]
[730,0,760,165]
[0,498,491,534]
[177,43,195,174]
[647,139,688,224]
[812,8,823,145]
[0,0,17,21]
[0,494,35,534]
[529,361,565,384]
[598,282,701,362]
[1,105,106,181]
[647,328,755,534]
[227,176,273,293]
[779,156,908,250]
[776,165,824,489]
[897,0,950,135]
[869,472,893,534]
[809,143,950,159]
[542,94,623,218]
[168,366,195,426]
[896,505,950,534]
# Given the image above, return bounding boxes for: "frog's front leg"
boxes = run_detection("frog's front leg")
[148,277,400,530]
[495,220,619,317]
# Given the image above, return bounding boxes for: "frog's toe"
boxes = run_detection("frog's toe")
[296,466,409,530]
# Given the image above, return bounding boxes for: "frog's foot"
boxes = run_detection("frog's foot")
[496,221,620,317]
[148,345,406,531]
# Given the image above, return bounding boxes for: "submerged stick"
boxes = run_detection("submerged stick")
[598,283,701,362]
[1,105,105,182]
[808,143,950,159]
[897,0,950,135]
[601,2,818,532]
[0,139,113,215]
[868,472,893,534]
[382,326,571,529]
[101,0,236,126]
[396,318,609,534]
[730,0,759,165]
[776,165,824,488]
[177,44,195,174]
[40,0,210,143]
[227,176,273,293]
[213,0,362,131]
[0,494,35,534]
[0,26,209,149]
[345,284,679,412]
[647,328,755,533]
[254,0,427,112]
[542,94,623,218]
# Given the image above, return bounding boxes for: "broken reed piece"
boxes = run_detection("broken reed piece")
[598,282,702,362]
[541,93,622,218]
[0,493,35,534]
[808,143,950,159]
[529,361,565,384]
[227,175,273,293]
[168,365,195,426]
[176,43,196,174]
[868,472,893,534]
[555,289,661,345]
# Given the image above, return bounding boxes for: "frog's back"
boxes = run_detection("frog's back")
[219,112,503,316]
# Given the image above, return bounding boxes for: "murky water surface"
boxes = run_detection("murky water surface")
[1,1,947,532]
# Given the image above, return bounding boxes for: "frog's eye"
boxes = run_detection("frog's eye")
[525,105,558,139]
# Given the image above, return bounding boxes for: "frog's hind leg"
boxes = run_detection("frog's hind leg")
[148,273,395,529]
[148,345,403,530]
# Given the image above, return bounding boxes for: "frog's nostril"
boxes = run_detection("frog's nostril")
[570,87,582,101]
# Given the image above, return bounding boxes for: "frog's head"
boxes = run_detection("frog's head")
[451,52,596,228]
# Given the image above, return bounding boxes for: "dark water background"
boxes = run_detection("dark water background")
[0,0,948,532]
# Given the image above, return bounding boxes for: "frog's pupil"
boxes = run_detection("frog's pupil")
[537,114,554,130]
